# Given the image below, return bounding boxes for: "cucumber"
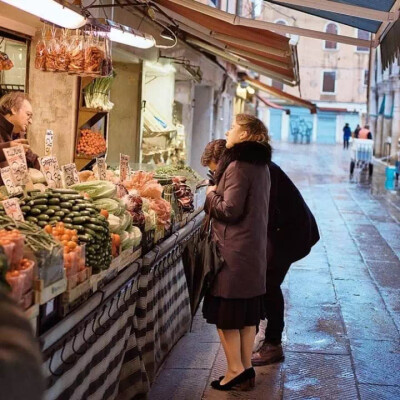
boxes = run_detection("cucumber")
[78,234,92,243]
[35,205,48,212]
[60,202,73,209]
[49,205,61,211]
[51,188,78,194]
[21,206,30,213]
[37,220,48,228]
[63,217,72,224]
[86,223,103,232]
[80,210,91,217]
[60,194,83,201]
[85,228,96,237]
[68,212,80,218]
[27,216,38,224]
[97,215,106,222]
[49,216,61,223]
[73,225,85,233]
[73,216,88,224]
[72,205,80,211]
[54,211,65,217]
[37,214,50,221]
[31,193,49,199]
[45,209,55,216]
[30,208,41,215]
[64,223,74,230]
[48,198,60,205]
[60,208,71,214]
[30,198,48,206]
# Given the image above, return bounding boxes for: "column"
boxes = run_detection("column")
[375,91,384,157]
[312,113,318,143]
[281,112,289,142]
[390,85,400,160]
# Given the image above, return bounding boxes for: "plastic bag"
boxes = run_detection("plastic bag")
[45,28,58,72]
[55,29,70,72]
[35,245,64,287]
[0,51,13,71]
[68,31,85,74]
[35,28,47,71]
[84,32,105,75]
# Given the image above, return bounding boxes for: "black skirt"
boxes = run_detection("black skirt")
[202,293,266,330]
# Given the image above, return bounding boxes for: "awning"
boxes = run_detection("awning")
[257,95,291,115]
[154,0,299,84]
[265,1,400,68]
[245,75,317,113]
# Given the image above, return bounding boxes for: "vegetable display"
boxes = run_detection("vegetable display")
[16,189,112,273]
[84,73,115,111]
[71,180,116,200]
[77,129,107,157]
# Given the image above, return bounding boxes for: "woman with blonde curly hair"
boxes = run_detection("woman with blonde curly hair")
[203,113,271,391]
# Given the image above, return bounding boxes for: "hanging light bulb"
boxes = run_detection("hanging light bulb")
[0,0,87,29]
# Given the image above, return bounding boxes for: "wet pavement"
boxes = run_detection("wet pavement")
[148,143,400,400]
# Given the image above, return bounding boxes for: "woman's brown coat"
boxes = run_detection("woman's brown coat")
[204,141,271,299]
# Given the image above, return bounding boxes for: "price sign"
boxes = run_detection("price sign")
[2,198,24,221]
[44,130,54,156]
[119,154,130,182]
[96,158,107,180]
[39,156,62,189]
[3,145,29,186]
[0,167,23,196]
[61,163,80,187]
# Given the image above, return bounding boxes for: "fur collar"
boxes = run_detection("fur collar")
[214,141,272,184]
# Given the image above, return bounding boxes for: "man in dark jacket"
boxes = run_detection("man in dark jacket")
[251,162,319,365]
[0,92,40,184]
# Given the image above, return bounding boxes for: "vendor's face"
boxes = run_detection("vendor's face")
[226,119,247,149]
[10,100,33,133]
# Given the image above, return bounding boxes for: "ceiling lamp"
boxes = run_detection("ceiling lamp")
[160,27,175,41]
[93,19,155,49]
[0,0,87,29]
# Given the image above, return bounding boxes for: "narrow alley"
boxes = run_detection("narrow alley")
[149,142,400,400]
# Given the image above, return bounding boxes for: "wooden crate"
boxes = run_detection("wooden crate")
[25,303,39,335]
[34,275,67,305]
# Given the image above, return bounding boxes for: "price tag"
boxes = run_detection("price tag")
[0,167,23,196]
[61,163,80,187]
[44,130,54,156]
[3,145,29,186]
[96,158,107,180]
[2,198,24,221]
[39,156,62,189]
[119,154,130,182]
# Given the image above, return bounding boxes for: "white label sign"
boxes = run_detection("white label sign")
[2,198,24,221]
[96,158,107,180]
[44,130,54,156]
[39,156,62,189]
[3,145,29,186]
[119,154,130,182]
[1,167,23,196]
[62,163,80,187]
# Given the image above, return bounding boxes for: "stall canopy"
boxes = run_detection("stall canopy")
[245,75,317,113]
[154,0,300,85]
[265,0,400,68]
[257,95,291,115]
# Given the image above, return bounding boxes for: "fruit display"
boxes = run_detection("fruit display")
[16,189,112,273]
[77,129,107,157]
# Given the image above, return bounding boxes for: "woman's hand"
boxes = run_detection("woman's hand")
[207,185,217,195]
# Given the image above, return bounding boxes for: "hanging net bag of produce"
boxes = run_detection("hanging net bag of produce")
[68,29,85,74]
[84,29,105,76]
[45,26,59,72]
[55,28,70,72]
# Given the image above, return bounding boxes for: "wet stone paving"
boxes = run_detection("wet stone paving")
[149,143,400,400]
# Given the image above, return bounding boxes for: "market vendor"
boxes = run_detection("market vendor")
[0,92,40,178]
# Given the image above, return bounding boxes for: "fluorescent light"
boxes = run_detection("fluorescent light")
[247,86,255,95]
[0,0,87,29]
[109,27,155,49]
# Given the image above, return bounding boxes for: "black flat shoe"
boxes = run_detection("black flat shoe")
[219,367,255,381]
[211,368,255,391]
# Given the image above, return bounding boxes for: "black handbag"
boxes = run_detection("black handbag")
[199,197,225,289]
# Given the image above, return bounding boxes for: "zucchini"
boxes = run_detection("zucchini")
[60,202,73,209]
[35,205,48,212]
[97,215,106,222]
[73,225,85,233]
[86,223,103,232]
[78,234,92,243]
[51,188,78,194]
[79,210,91,217]
[63,217,72,224]
[31,198,48,206]
[48,205,61,211]
[30,208,41,215]
[68,212,80,218]
[48,198,60,205]
[60,194,82,201]
[21,206,30,213]
[49,216,61,223]
[64,223,74,230]
[26,216,38,224]
[37,214,50,221]
[73,216,89,224]
[84,228,96,237]
[45,209,56,216]
[60,208,71,214]
[37,220,48,228]
[54,211,65,217]
[72,205,80,211]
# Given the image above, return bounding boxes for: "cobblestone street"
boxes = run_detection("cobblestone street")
[149,143,400,400]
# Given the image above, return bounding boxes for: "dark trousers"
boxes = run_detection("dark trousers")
[343,138,350,149]
[263,258,291,344]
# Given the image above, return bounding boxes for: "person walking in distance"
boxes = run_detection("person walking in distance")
[202,114,271,391]
[343,123,351,149]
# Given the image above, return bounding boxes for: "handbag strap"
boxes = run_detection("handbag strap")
[201,191,217,237]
